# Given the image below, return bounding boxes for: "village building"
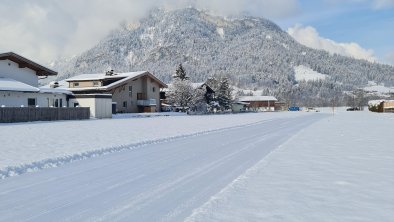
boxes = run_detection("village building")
[382,100,394,113]
[0,52,92,122]
[274,101,289,111]
[231,101,249,113]
[238,96,278,111]
[0,52,71,108]
[369,100,394,113]
[65,71,167,113]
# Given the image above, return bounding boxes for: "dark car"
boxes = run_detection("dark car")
[346,107,360,111]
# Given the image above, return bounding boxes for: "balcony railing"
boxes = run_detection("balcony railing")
[137,99,156,106]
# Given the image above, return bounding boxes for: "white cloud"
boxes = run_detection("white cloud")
[384,50,394,65]
[287,24,377,62]
[0,0,298,64]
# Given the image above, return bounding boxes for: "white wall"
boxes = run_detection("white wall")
[0,91,67,107]
[146,77,161,112]
[0,60,38,87]
[69,97,112,118]
[95,98,112,118]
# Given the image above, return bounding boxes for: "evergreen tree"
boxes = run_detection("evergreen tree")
[207,76,233,111]
[173,64,189,81]
[217,77,233,111]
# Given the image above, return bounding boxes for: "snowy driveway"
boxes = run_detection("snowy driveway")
[0,114,324,221]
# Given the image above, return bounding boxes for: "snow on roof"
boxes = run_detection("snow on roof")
[233,101,250,105]
[39,87,73,95]
[191,82,206,88]
[41,80,68,89]
[238,96,277,102]
[65,71,167,92]
[66,71,147,82]
[368,100,394,106]
[0,78,39,92]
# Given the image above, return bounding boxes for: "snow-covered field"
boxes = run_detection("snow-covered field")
[0,112,308,178]
[1,110,393,221]
[186,110,394,222]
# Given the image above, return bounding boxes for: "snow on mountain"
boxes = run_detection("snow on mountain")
[47,7,394,105]
[294,65,328,82]
[364,85,394,94]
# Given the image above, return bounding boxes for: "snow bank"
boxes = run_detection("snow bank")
[185,111,394,221]
[0,112,308,179]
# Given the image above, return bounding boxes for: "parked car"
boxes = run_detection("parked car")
[306,107,319,112]
[288,106,300,111]
[346,107,360,111]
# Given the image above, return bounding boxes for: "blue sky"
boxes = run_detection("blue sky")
[0,0,393,65]
[276,0,394,64]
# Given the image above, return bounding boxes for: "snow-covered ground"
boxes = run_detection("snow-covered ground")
[186,110,394,222]
[1,110,393,221]
[0,113,324,221]
[0,112,308,178]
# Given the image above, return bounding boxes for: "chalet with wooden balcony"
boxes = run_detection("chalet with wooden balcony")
[65,71,167,113]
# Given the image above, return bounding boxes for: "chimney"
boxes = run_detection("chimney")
[106,70,115,76]
[50,81,59,88]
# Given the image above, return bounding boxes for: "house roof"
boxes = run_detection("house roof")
[39,87,73,95]
[66,71,167,92]
[238,96,278,102]
[0,52,57,76]
[233,101,250,105]
[0,78,40,92]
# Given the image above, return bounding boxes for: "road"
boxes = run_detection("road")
[0,114,325,222]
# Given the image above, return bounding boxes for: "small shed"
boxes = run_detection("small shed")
[69,94,112,118]
[231,101,249,113]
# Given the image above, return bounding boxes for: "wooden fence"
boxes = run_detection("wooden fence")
[0,107,90,123]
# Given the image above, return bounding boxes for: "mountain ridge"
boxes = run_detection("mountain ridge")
[48,7,394,106]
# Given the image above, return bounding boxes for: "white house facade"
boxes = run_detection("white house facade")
[0,52,71,108]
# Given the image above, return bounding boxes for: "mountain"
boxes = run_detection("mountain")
[49,7,394,106]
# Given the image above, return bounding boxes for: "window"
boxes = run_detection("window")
[74,103,79,107]
[93,81,99,86]
[27,98,36,107]
[59,99,63,108]
[73,82,79,87]
[123,101,127,108]
[152,87,156,92]
[129,86,133,97]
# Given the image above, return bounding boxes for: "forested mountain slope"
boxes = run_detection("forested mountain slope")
[49,8,394,106]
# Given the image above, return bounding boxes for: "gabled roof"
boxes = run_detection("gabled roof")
[0,52,57,76]
[65,71,167,92]
[238,96,278,102]
[0,78,40,92]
